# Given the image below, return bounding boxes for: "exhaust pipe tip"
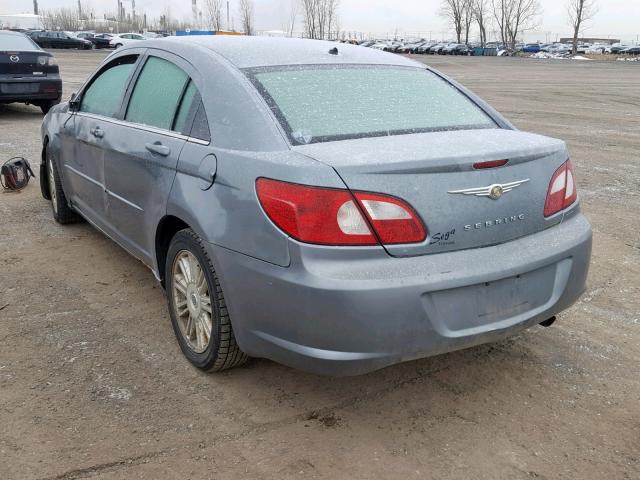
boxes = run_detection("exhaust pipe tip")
[539,316,556,328]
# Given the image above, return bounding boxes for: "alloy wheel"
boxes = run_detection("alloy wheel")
[171,250,213,353]
[48,158,57,213]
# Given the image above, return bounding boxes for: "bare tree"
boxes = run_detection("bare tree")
[462,0,474,44]
[567,0,597,54]
[301,0,316,38]
[300,0,340,40]
[473,0,489,46]
[205,0,224,31]
[510,0,541,49]
[491,0,541,50]
[238,0,255,35]
[40,8,82,31]
[440,0,466,43]
[283,0,299,37]
[325,0,340,39]
[491,0,507,46]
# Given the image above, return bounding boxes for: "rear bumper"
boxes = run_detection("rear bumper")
[0,77,62,103]
[210,213,592,376]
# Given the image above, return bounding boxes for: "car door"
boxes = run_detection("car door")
[37,32,50,48]
[101,51,194,266]
[62,52,142,228]
[52,32,64,48]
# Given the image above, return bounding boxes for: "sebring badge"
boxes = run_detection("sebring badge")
[448,179,530,200]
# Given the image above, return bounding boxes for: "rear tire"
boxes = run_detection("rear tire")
[166,229,248,372]
[39,100,57,114]
[46,150,83,224]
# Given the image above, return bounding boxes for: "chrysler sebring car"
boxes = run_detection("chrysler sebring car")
[40,36,592,375]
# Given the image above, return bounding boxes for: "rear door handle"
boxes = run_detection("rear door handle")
[145,142,171,157]
[90,126,104,138]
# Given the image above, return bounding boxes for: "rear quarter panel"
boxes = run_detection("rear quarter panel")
[168,148,343,268]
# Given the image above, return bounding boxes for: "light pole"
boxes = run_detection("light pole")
[33,0,38,15]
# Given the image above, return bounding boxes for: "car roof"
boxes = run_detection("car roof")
[142,36,422,69]
[0,30,28,37]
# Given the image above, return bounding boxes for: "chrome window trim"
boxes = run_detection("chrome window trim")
[74,112,210,145]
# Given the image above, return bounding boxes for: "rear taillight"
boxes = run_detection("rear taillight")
[353,192,426,244]
[544,160,578,217]
[37,55,56,66]
[256,178,426,246]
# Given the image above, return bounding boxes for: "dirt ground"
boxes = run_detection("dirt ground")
[0,51,638,480]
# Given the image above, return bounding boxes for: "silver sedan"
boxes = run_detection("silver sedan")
[40,36,592,375]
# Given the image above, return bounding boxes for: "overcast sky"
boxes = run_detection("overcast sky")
[2,0,639,40]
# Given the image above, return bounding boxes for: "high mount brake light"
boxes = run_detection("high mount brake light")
[544,160,578,217]
[472,159,508,169]
[256,178,427,246]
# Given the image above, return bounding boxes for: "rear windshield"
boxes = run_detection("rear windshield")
[0,33,39,51]
[246,65,496,145]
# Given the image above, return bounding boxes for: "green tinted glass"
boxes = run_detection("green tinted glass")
[173,81,197,134]
[252,66,496,144]
[80,60,136,117]
[126,57,189,130]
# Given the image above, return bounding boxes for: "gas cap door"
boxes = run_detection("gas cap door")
[197,154,217,190]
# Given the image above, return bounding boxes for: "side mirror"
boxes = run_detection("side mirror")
[69,92,80,111]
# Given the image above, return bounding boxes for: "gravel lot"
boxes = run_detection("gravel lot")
[0,51,638,480]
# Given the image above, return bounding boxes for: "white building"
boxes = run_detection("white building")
[0,13,43,30]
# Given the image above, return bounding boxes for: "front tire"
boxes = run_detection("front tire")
[46,151,83,224]
[166,229,248,372]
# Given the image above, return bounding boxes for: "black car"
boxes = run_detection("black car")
[27,31,93,50]
[0,30,62,113]
[76,32,111,49]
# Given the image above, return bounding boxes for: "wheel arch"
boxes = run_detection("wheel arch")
[40,136,51,199]
[155,215,191,287]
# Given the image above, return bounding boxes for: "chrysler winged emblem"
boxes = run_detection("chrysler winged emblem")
[448,179,530,200]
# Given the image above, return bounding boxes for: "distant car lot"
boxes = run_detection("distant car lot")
[0,51,638,479]
[356,38,640,57]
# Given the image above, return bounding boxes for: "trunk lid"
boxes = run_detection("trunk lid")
[294,129,568,257]
[0,50,50,77]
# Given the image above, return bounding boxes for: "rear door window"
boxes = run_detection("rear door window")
[173,81,211,142]
[80,55,138,118]
[125,56,190,131]
[173,81,197,134]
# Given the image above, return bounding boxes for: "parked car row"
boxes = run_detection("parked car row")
[22,30,161,50]
[361,39,473,55]
[353,38,640,57]
[521,42,640,55]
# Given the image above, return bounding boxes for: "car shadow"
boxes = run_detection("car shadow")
[202,327,555,422]
[0,103,44,118]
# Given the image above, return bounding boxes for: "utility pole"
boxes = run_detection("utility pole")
[226,1,230,31]
[78,0,82,19]
[33,0,38,15]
